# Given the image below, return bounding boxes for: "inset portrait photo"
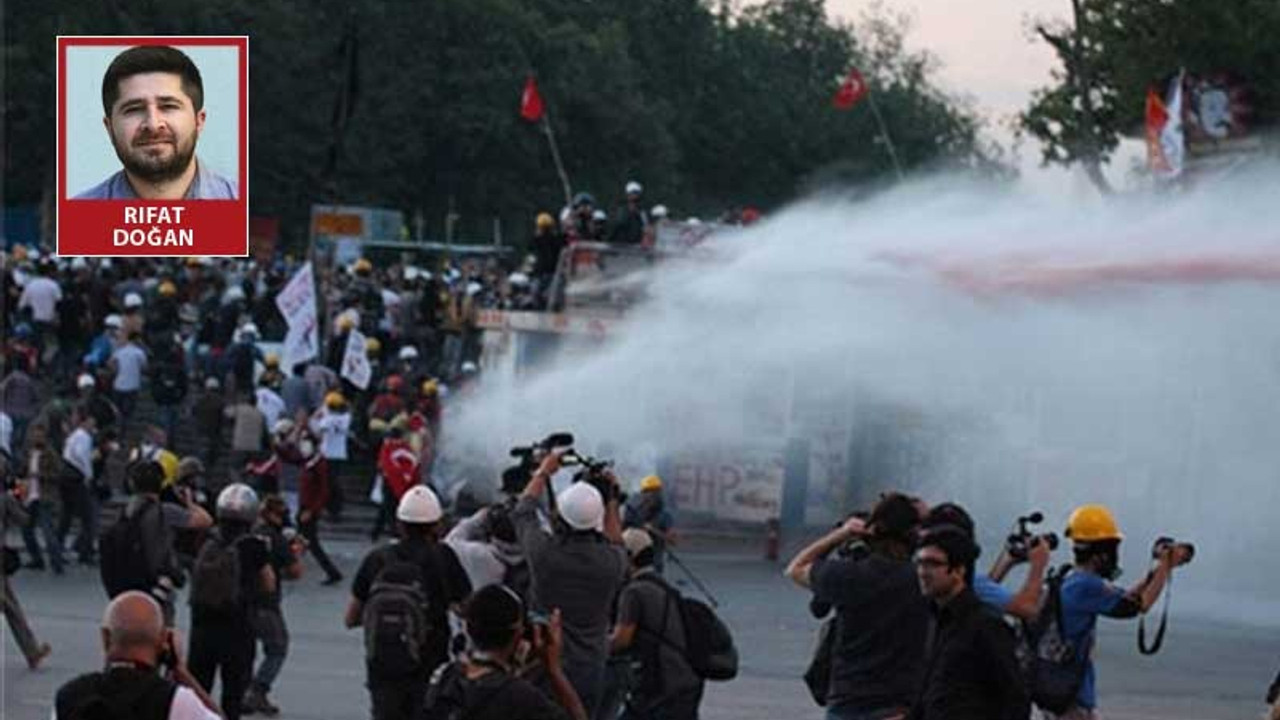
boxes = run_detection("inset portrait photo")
[58,36,248,257]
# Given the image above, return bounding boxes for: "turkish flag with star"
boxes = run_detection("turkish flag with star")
[833,67,869,110]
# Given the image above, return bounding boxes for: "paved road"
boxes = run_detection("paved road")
[3,539,1275,719]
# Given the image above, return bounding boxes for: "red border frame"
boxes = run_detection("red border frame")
[56,36,249,257]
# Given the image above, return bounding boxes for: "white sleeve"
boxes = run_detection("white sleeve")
[168,687,221,720]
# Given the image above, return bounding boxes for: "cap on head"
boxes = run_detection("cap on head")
[324,391,346,409]
[640,475,663,493]
[124,293,143,309]
[104,314,123,329]
[421,379,438,396]
[272,418,296,436]
[204,376,221,390]
[397,485,443,524]
[558,483,604,532]
[365,337,382,354]
[591,209,607,222]
[398,345,419,361]
[337,315,356,331]
[176,456,205,482]
[625,181,643,195]
[158,281,177,296]
[622,528,654,558]
[264,352,280,367]
[77,373,97,390]
[536,213,556,230]
[355,258,373,274]
[216,483,259,523]
[650,204,669,219]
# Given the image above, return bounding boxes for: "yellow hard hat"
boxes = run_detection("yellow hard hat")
[158,281,178,296]
[365,337,382,354]
[324,391,346,409]
[421,379,438,395]
[264,352,280,367]
[355,258,373,273]
[536,212,555,230]
[337,315,356,331]
[1065,504,1123,543]
[640,475,663,492]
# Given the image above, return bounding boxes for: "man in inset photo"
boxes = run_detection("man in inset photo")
[76,45,237,200]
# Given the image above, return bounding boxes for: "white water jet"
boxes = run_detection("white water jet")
[450,165,1280,623]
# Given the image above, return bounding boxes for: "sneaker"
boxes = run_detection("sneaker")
[27,643,52,670]
[259,693,281,716]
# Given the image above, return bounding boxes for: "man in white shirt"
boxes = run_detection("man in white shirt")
[111,332,149,420]
[18,263,62,324]
[60,411,100,564]
[255,382,286,435]
[53,591,220,719]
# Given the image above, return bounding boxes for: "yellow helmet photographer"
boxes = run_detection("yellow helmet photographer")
[1064,504,1123,543]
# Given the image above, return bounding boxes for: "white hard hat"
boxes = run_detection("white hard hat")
[239,323,259,339]
[398,345,420,360]
[622,528,654,557]
[625,181,643,195]
[558,483,604,532]
[216,483,260,523]
[508,272,530,287]
[404,266,419,281]
[124,292,143,308]
[460,361,478,375]
[77,374,96,390]
[104,314,123,329]
[272,418,296,436]
[687,217,702,225]
[650,204,669,219]
[466,282,483,296]
[397,485,443,524]
[592,209,607,221]
[224,286,246,303]
[70,257,89,271]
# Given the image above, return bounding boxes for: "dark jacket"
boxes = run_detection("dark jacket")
[608,203,648,245]
[911,587,1029,720]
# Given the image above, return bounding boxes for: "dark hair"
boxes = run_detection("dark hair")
[485,504,517,544]
[631,546,656,569]
[129,460,165,495]
[101,46,204,116]
[262,495,289,517]
[464,584,524,651]
[923,502,975,538]
[868,492,921,542]
[917,524,979,584]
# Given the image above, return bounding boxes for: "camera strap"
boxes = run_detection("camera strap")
[1137,572,1171,655]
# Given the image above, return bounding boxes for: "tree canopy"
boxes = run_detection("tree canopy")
[5,0,993,246]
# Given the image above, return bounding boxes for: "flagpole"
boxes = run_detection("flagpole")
[864,89,905,182]
[540,113,573,208]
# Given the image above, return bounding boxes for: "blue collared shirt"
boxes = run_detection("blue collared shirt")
[74,156,238,200]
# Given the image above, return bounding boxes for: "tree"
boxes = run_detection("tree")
[1020,0,1280,193]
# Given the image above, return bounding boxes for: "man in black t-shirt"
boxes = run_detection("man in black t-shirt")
[785,493,928,719]
[187,484,274,720]
[244,495,304,716]
[345,485,472,720]
[424,583,587,720]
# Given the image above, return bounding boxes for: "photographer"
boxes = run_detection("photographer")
[784,492,928,720]
[445,500,528,598]
[54,591,220,720]
[243,495,305,716]
[513,449,628,719]
[1050,504,1192,719]
[623,475,675,575]
[923,503,1051,621]
[423,584,588,720]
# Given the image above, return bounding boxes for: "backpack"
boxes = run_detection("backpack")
[55,666,176,720]
[637,575,738,681]
[1018,565,1088,713]
[362,547,437,678]
[189,530,244,613]
[99,501,162,598]
[423,662,516,720]
[802,614,837,706]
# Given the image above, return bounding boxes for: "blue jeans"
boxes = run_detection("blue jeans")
[252,606,289,693]
[20,500,64,572]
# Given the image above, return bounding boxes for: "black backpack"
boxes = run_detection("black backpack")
[637,575,738,681]
[423,662,516,720]
[99,501,162,598]
[1018,565,1088,713]
[55,666,177,720]
[189,530,244,614]
[363,546,439,678]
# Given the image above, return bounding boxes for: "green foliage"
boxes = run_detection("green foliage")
[5,0,992,244]
[1021,0,1280,169]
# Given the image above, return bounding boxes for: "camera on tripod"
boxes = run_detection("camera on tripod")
[1006,511,1059,562]
[1152,536,1195,566]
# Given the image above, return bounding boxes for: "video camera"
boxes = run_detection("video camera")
[504,432,576,494]
[561,449,625,504]
[1152,536,1195,565]
[1006,511,1059,562]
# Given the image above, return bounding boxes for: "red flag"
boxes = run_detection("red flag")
[833,68,869,110]
[520,75,544,122]
[1145,88,1171,173]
